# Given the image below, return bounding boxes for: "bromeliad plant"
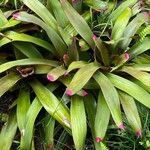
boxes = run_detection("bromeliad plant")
[0,0,150,149]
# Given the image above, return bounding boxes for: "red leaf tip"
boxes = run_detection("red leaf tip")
[47,74,55,82]
[65,89,74,96]
[95,137,103,143]
[48,144,53,150]
[118,123,125,130]
[146,12,150,17]
[12,12,20,20]
[92,34,97,40]
[72,0,77,3]
[82,90,88,97]
[124,53,130,60]
[136,130,142,138]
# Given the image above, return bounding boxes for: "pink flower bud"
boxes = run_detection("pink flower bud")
[118,123,125,130]
[92,34,97,41]
[95,137,103,143]
[65,89,74,96]
[12,12,20,20]
[47,74,55,82]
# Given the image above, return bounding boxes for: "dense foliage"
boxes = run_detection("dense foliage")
[0,0,150,149]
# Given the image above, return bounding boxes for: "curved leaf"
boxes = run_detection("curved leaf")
[0,73,21,97]
[0,31,54,53]
[0,58,59,73]
[94,91,110,142]
[71,95,87,150]
[66,62,99,95]
[107,73,150,108]
[0,111,17,150]
[119,91,142,136]
[60,0,95,49]
[94,72,122,127]
[30,80,71,129]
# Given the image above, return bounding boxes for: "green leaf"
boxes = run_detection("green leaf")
[34,65,53,74]
[128,37,150,58]
[94,91,110,141]
[0,111,17,150]
[94,72,122,127]
[60,0,95,49]
[17,12,67,57]
[111,7,132,47]
[121,66,150,87]
[0,9,8,27]
[109,0,137,22]
[107,73,150,108]
[47,65,66,82]
[13,42,43,58]
[0,18,20,31]
[120,12,150,49]
[94,37,109,66]
[30,79,71,128]
[48,0,68,28]
[84,94,102,150]
[17,88,30,131]
[0,31,54,53]
[132,64,150,72]
[43,115,55,149]
[20,98,42,150]
[0,73,21,97]
[0,58,59,73]
[119,91,142,135]
[23,0,57,31]
[66,62,99,95]
[71,95,87,150]
[66,61,88,74]
[84,0,108,11]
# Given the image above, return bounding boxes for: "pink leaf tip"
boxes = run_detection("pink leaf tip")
[118,123,125,130]
[81,90,88,97]
[47,74,55,82]
[124,53,130,60]
[92,34,97,41]
[64,71,69,76]
[95,137,103,143]
[65,89,74,96]
[136,130,142,138]
[48,144,53,150]
[12,12,20,20]
[146,12,150,17]
[72,0,77,3]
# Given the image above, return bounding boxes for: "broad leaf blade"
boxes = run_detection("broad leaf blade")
[0,31,54,53]
[60,0,95,49]
[121,66,150,87]
[0,58,59,73]
[17,88,30,131]
[13,42,42,58]
[20,98,42,150]
[71,95,87,150]
[107,73,150,108]
[23,0,57,30]
[119,91,142,135]
[94,91,110,141]
[67,62,99,95]
[94,72,122,127]
[0,111,17,150]
[0,73,21,97]
[30,80,71,128]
